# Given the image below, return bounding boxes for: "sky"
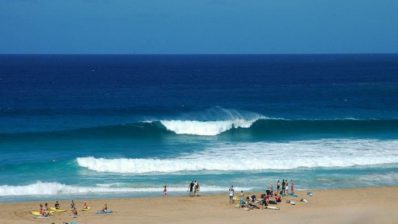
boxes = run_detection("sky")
[0,0,397,54]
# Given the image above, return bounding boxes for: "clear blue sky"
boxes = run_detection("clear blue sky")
[1,0,397,54]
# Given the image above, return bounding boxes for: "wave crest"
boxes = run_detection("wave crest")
[160,119,258,136]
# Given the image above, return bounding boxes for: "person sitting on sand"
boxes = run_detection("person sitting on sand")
[245,196,260,209]
[83,201,89,209]
[250,194,256,203]
[39,204,49,217]
[72,207,78,216]
[102,203,108,212]
[44,202,49,212]
[55,201,60,209]
[274,193,282,203]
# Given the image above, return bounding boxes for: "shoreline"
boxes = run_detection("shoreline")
[1,186,397,224]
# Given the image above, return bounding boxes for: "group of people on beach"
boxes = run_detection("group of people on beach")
[228,179,298,210]
[162,180,200,197]
[276,179,295,196]
[189,180,200,196]
[36,200,108,218]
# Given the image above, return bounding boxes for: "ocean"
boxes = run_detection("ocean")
[0,54,398,202]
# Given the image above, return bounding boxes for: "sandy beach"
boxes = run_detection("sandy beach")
[1,187,397,224]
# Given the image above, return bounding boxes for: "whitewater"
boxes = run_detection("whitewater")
[77,139,398,173]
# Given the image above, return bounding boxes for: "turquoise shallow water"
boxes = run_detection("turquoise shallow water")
[0,54,398,201]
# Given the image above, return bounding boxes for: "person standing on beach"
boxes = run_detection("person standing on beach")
[290,180,295,194]
[189,181,194,196]
[285,181,289,195]
[71,200,75,210]
[193,180,198,196]
[163,185,167,197]
[282,179,286,196]
[277,180,281,193]
[195,181,200,196]
[229,185,235,204]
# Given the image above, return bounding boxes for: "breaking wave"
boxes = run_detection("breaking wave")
[0,181,242,196]
[77,139,398,173]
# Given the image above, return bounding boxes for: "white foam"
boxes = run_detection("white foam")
[77,139,398,173]
[0,181,239,196]
[160,119,258,136]
[156,107,265,136]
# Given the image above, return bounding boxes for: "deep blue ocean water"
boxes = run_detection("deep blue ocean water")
[0,54,398,202]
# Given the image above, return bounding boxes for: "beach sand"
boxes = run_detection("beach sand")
[1,187,397,224]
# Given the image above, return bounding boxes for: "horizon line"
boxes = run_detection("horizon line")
[1,53,398,56]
